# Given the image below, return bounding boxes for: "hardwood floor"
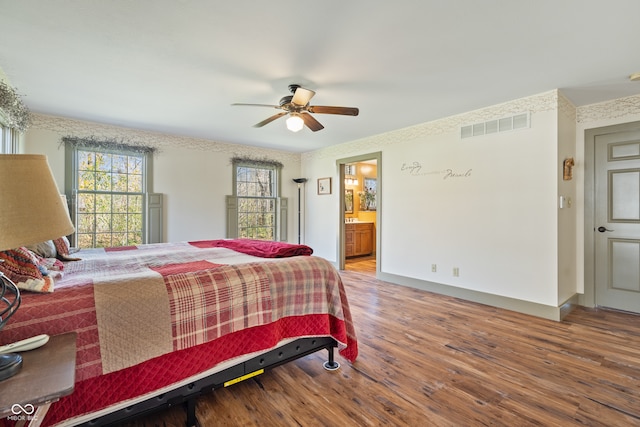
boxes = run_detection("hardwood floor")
[120,267,640,427]
[345,254,376,276]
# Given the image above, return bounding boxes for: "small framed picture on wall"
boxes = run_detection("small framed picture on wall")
[317,177,332,195]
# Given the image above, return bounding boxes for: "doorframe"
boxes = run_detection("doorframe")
[582,120,640,308]
[336,151,382,272]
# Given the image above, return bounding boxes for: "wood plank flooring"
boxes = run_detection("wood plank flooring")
[345,255,376,276]
[120,264,640,427]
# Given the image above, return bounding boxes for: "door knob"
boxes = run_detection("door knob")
[597,226,614,232]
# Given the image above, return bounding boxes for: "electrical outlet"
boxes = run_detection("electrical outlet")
[453,267,459,277]
[431,264,437,272]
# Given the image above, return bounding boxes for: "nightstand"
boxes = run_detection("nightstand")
[0,332,77,425]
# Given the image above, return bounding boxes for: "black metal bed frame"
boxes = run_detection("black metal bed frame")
[78,336,339,427]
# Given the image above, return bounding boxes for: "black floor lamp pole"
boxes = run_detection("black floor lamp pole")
[292,178,307,244]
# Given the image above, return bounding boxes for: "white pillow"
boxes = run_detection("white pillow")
[26,240,57,258]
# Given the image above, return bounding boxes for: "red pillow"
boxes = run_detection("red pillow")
[53,236,70,256]
[0,247,55,293]
[0,247,43,283]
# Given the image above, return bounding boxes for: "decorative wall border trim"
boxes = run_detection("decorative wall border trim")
[30,113,300,164]
[303,90,560,161]
[577,93,640,124]
[558,91,577,122]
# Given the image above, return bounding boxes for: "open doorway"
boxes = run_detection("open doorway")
[337,152,381,275]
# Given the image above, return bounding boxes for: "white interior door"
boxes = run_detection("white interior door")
[594,130,640,312]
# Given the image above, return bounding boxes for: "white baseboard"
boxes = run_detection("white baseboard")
[375,271,577,321]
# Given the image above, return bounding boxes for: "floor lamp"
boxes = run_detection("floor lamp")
[292,178,307,244]
[0,154,75,380]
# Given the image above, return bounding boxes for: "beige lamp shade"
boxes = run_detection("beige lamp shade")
[0,154,75,251]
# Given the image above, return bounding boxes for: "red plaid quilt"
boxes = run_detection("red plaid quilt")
[0,241,358,426]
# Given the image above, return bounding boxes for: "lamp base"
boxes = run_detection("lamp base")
[0,352,22,381]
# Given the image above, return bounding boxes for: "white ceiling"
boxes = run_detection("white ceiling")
[2,0,640,153]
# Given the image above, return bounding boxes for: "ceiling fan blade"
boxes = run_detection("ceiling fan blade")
[307,105,359,116]
[253,111,288,128]
[300,113,324,132]
[232,103,281,109]
[291,87,316,106]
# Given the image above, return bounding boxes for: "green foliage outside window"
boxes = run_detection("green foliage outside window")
[236,165,277,240]
[75,149,145,248]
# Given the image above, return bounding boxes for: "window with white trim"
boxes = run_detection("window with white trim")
[0,118,20,154]
[66,141,157,248]
[227,160,287,241]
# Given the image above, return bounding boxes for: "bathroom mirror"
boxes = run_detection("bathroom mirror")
[345,189,354,213]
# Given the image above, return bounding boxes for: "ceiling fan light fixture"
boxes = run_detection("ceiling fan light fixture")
[286,114,304,132]
[234,85,358,132]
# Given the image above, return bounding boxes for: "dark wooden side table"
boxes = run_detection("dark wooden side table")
[0,332,77,426]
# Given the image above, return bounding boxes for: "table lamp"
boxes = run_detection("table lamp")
[0,154,75,380]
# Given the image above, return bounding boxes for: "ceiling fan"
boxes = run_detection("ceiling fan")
[232,84,359,132]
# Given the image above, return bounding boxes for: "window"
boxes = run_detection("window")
[236,164,277,239]
[0,116,20,154]
[67,142,154,248]
[227,160,287,241]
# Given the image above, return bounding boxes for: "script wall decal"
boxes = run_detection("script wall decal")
[401,161,472,179]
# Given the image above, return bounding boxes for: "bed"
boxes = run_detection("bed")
[0,239,358,426]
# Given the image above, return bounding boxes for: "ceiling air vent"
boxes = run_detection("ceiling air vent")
[461,112,530,139]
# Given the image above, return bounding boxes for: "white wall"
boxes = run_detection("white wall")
[153,144,232,241]
[383,115,558,305]
[302,155,343,257]
[0,67,12,87]
[303,90,569,309]
[153,144,302,242]
[557,94,578,304]
[24,128,65,186]
[23,114,302,244]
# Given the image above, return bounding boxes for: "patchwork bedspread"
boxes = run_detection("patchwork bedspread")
[0,241,358,426]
